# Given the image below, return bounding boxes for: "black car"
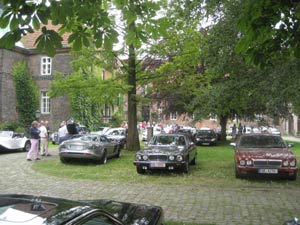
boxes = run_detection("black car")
[133,134,197,174]
[0,194,164,225]
[194,129,218,146]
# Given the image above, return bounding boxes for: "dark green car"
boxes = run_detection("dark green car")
[134,134,197,174]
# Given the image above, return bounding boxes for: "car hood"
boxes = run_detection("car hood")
[236,148,294,159]
[0,194,163,225]
[139,145,183,154]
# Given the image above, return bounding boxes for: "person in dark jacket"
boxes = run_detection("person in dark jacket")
[26,121,41,161]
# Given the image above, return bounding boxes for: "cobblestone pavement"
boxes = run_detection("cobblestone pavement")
[1,149,300,225]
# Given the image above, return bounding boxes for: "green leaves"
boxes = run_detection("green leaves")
[35,27,63,57]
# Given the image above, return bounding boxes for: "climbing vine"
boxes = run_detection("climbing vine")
[12,61,39,131]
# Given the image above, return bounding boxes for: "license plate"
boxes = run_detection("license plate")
[70,145,82,150]
[258,169,278,174]
[150,162,166,168]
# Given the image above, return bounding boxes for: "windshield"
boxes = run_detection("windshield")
[149,135,186,146]
[238,135,287,148]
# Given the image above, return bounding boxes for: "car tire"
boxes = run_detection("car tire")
[100,151,107,164]
[289,172,297,181]
[115,146,121,158]
[60,157,70,163]
[235,167,242,178]
[183,161,189,173]
[23,141,31,152]
[190,157,196,165]
[136,166,145,174]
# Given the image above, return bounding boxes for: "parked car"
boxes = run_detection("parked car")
[268,127,281,135]
[51,124,88,145]
[59,134,122,164]
[0,194,164,225]
[232,133,297,180]
[134,133,197,174]
[104,127,127,149]
[0,131,31,152]
[194,128,218,146]
[91,126,110,135]
[142,126,164,141]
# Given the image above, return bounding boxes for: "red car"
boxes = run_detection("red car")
[232,133,297,180]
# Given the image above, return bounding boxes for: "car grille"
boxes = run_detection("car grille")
[148,155,168,161]
[253,159,282,168]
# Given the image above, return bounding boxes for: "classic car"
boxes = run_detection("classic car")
[104,127,127,149]
[232,133,297,180]
[0,131,31,152]
[194,128,218,146]
[59,134,122,164]
[0,194,164,225]
[134,133,197,174]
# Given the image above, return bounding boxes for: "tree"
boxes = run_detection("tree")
[0,0,167,150]
[236,0,300,66]
[12,61,39,131]
[50,47,127,131]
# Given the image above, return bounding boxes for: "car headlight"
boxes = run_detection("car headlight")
[136,155,142,160]
[283,160,289,167]
[176,155,183,162]
[239,160,246,166]
[142,155,148,160]
[290,160,296,167]
[169,155,175,161]
[246,160,252,166]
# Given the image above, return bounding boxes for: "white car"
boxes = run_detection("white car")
[142,126,164,141]
[268,127,281,135]
[91,127,110,135]
[0,131,31,151]
[104,127,127,149]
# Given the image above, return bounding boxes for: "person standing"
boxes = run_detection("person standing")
[58,121,68,144]
[27,121,41,161]
[39,121,50,156]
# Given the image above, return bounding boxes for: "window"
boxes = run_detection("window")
[104,104,111,117]
[41,57,52,75]
[170,112,177,120]
[41,91,50,114]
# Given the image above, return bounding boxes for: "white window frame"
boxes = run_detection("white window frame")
[41,91,50,114]
[170,112,177,120]
[41,57,52,75]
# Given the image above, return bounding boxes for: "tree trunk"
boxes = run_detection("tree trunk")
[219,114,228,142]
[126,43,140,151]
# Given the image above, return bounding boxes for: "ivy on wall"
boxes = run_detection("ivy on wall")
[12,61,39,131]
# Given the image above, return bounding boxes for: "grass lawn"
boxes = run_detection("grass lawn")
[35,140,300,188]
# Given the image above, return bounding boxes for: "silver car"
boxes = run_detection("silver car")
[59,134,122,164]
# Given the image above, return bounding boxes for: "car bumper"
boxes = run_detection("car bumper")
[59,150,102,160]
[133,161,186,171]
[236,166,297,178]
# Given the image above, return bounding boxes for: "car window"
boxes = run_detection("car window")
[149,135,185,146]
[239,136,286,148]
[80,214,120,225]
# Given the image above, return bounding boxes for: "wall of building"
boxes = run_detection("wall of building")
[0,49,27,122]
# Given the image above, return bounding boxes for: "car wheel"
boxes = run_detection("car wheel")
[235,166,241,178]
[288,172,297,181]
[100,151,107,164]
[190,157,196,165]
[60,157,70,163]
[115,146,121,158]
[23,141,31,152]
[136,166,145,174]
[183,161,189,173]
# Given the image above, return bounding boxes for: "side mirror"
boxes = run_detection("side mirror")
[230,143,236,147]
[288,143,294,148]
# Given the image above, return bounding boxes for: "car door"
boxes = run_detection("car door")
[100,136,116,157]
[184,135,197,162]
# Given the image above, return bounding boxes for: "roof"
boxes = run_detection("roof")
[20,21,70,49]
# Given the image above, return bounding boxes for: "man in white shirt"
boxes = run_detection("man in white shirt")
[58,121,68,144]
[39,121,49,156]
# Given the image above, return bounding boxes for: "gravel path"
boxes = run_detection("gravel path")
[1,149,300,225]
